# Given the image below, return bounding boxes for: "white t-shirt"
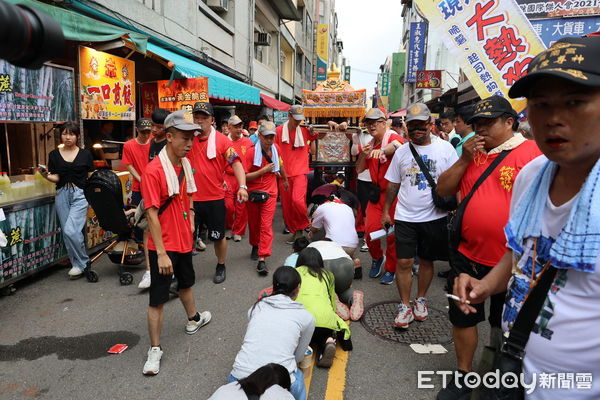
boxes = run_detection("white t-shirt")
[208,382,294,400]
[353,131,372,182]
[308,240,351,261]
[384,137,458,223]
[504,155,600,399]
[311,202,359,248]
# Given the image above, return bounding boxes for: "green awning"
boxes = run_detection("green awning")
[147,43,260,105]
[5,0,148,53]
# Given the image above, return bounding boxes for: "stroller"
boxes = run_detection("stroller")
[84,169,143,285]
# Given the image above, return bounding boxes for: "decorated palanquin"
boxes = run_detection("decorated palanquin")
[302,65,366,121]
[303,65,365,166]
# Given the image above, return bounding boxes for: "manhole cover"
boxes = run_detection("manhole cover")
[360,301,453,345]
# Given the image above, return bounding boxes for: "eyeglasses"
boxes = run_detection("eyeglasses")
[365,119,385,127]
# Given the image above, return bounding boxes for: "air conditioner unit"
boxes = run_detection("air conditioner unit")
[255,32,272,46]
[207,0,228,12]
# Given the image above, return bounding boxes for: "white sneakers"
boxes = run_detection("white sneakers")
[143,347,163,375]
[143,311,212,375]
[413,297,429,321]
[195,238,207,251]
[68,267,83,279]
[185,311,212,335]
[138,270,151,289]
[395,298,429,329]
[394,303,414,329]
[232,234,242,242]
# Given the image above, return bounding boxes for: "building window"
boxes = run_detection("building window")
[296,51,303,75]
[304,57,312,84]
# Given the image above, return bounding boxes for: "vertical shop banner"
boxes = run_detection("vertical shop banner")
[140,82,159,118]
[157,77,209,113]
[530,16,600,46]
[516,0,600,18]
[406,22,428,83]
[79,46,135,120]
[344,66,351,82]
[316,24,329,81]
[415,0,546,112]
[0,203,67,285]
[416,70,443,88]
[0,61,75,122]
[380,73,391,96]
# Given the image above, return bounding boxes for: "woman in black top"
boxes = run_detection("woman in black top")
[41,122,94,279]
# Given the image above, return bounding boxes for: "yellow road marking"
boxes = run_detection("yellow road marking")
[324,342,349,400]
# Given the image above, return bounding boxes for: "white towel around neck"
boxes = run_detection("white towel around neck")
[157,147,197,197]
[281,121,305,148]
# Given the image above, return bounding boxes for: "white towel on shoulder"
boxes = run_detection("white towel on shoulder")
[281,121,305,148]
[158,147,197,197]
[207,126,217,159]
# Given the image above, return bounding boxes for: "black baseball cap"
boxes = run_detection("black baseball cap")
[192,102,214,116]
[136,118,152,131]
[468,96,518,124]
[509,36,600,98]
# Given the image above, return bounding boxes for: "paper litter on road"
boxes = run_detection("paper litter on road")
[107,344,128,354]
[409,344,447,354]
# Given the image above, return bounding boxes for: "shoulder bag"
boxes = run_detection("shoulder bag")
[448,150,511,250]
[409,143,458,212]
[480,262,557,400]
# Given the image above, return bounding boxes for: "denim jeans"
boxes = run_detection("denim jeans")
[55,186,90,271]
[227,368,306,400]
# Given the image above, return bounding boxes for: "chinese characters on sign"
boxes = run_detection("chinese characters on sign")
[530,16,600,47]
[416,70,443,89]
[380,73,390,96]
[344,66,351,82]
[0,60,76,123]
[79,46,136,120]
[156,77,209,113]
[407,22,428,83]
[516,0,600,19]
[415,0,546,112]
[316,24,329,82]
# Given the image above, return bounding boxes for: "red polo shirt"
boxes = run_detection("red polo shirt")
[121,138,150,192]
[188,132,240,201]
[245,145,282,196]
[142,158,193,253]
[226,136,253,176]
[274,124,316,177]
[458,140,542,266]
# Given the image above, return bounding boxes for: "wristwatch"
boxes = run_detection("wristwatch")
[240,185,248,190]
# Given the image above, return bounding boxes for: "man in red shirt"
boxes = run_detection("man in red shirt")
[122,118,151,206]
[356,108,404,284]
[224,115,253,242]
[436,96,541,399]
[141,110,211,376]
[188,102,248,284]
[246,121,289,274]
[275,105,319,244]
[122,118,152,289]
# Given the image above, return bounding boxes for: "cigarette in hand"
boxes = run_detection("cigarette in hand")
[446,293,471,304]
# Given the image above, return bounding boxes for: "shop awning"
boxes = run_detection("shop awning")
[146,43,260,105]
[260,94,291,111]
[5,0,148,53]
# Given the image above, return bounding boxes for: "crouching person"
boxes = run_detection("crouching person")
[141,110,212,375]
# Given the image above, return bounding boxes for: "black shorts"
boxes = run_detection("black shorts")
[194,199,226,241]
[447,249,505,328]
[130,190,142,206]
[394,217,449,261]
[148,250,195,307]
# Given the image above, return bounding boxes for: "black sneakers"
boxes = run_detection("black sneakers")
[213,264,226,284]
[250,246,259,260]
[436,370,473,400]
[256,260,268,276]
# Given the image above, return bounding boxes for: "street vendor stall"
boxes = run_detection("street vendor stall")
[301,65,366,186]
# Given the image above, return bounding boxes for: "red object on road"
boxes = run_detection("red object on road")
[107,344,128,354]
